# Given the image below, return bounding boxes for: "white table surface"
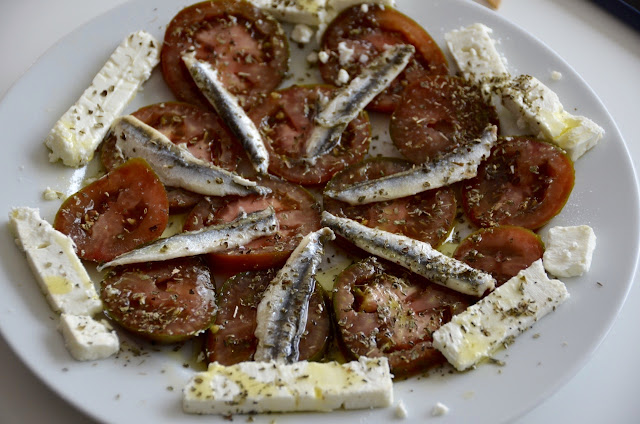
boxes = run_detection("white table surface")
[1,0,639,422]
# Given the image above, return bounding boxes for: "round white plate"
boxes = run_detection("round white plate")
[0,0,638,423]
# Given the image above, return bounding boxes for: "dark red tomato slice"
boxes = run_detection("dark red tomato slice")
[205,269,331,365]
[161,0,289,110]
[323,157,456,248]
[461,136,575,230]
[248,85,370,185]
[453,226,544,286]
[101,257,216,342]
[333,257,472,377]
[390,76,499,164]
[318,4,448,113]
[54,158,169,262]
[100,102,250,212]
[183,175,321,271]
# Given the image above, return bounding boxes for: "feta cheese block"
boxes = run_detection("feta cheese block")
[9,207,102,316]
[501,75,604,161]
[250,0,327,25]
[432,259,569,371]
[543,225,596,277]
[445,23,509,86]
[183,357,393,414]
[45,31,160,167]
[58,314,119,361]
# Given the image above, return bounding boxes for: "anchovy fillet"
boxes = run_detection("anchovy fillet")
[325,125,498,205]
[321,211,495,297]
[98,208,278,270]
[182,53,270,174]
[303,44,414,158]
[112,115,270,197]
[254,227,335,363]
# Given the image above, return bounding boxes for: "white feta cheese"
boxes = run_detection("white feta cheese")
[445,23,510,85]
[337,41,355,65]
[432,259,569,371]
[58,314,119,361]
[306,51,319,63]
[326,0,396,22]
[431,402,450,417]
[42,187,64,201]
[501,75,604,161]
[183,357,393,414]
[250,0,327,25]
[543,225,596,277]
[318,50,330,63]
[44,31,160,167]
[291,23,314,44]
[395,400,408,418]
[551,70,563,81]
[336,68,350,85]
[8,207,102,316]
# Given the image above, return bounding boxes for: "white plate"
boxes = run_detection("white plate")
[0,0,638,423]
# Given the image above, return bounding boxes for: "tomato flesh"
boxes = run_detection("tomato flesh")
[333,257,471,377]
[461,137,575,230]
[161,0,289,110]
[319,4,448,113]
[454,226,544,286]
[54,158,169,262]
[101,257,216,342]
[205,269,331,365]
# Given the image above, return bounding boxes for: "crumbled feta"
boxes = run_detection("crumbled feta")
[431,402,449,417]
[42,187,64,201]
[318,50,330,63]
[432,259,569,371]
[306,51,319,63]
[551,70,563,81]
[395,400,408,418]
[58,314,120,361]
[291,23,314,44]
[543,225,596,277]
[250,0,327,25]
[336,68,350,85]
[338,41,355,65]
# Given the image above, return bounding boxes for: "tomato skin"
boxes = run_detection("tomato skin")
[161,0,289,110]
[54,158,169,262]
[205,269,331,365]
[333,257,472,378]
[323,157,456,249]
[183,175,321,271]
[454,226,544,286]
[319,4,448,113]
[462,137,575,230]
[249,85,371,185]
[390,76,499,164]
[101,257,216,342]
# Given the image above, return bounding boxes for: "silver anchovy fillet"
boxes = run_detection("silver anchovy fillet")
[98,207,278,270]
[325,125,498,205]
[254,227,335,363]
[303,44,414,158]
[112,115,270,197]
[182,53,270,174]
[321,211,495,297]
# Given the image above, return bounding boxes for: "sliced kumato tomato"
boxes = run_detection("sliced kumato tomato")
[101,257,216,342]
[249,85,371,185]
[390,76,499,164]
[319,4,448,113]
[205,269,331,365]
[323,157,456,248]
[453,226,544,286]
[100,102,249,212]
[161,0,289,110]
[333,257,472,377]
[54,158,169,262]
[461,136,575,230]
[183,175,321,271]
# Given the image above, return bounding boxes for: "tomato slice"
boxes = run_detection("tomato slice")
[54,158,169,262]
[323,157,456,249]
[248,85,371,185]
[101,102,250,212]
[101,257,216,342]
[333,257,472,377]
[183,175,321,271]
[205,269,331,365]
[453,226,544,286]
[318,4,448,113]
[390,76,499,164]
[161,0,289,110]
[461,136,575,230]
